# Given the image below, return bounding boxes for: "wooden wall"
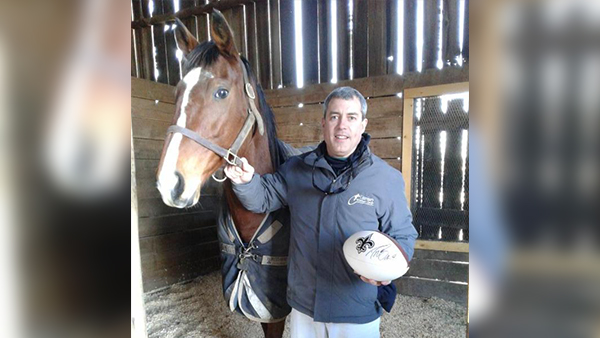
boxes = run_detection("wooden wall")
[131,0,470,89]
[396,249,468,305]
[131,77,222,292]
[265,65,469,169]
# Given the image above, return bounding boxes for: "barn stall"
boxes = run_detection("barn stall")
[131,0,469,337]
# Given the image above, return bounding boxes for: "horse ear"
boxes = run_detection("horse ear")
[174,17,199,57]
[210,9,238,57]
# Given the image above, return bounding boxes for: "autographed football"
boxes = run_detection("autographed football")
[343,230,410,282]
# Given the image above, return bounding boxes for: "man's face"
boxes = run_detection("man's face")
[321,97,368,158]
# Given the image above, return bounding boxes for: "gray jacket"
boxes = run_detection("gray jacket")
[232,145,418,323]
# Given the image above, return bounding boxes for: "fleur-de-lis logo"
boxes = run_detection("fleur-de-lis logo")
[355,234,375,254]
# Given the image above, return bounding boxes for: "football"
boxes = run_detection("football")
[343,230,410,282]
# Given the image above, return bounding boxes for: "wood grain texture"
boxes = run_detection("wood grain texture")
[132,77,177,103]
[264,66,468,107]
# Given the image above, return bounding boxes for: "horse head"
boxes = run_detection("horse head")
[157,9,264,208]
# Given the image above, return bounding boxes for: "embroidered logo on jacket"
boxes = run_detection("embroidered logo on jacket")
[348,193,375,206]
[355,234,375,253]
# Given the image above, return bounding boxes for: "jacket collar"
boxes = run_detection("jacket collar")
[303,134,374,175]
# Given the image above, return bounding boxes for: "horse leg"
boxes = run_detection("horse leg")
[260,320,286,338]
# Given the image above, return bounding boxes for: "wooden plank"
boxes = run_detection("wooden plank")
[277,124,322,144]
[131,77,176,103]
[255,0,271,88]
[181,0,198,44]
[223,6,245,57]
[163,0,182,85]
[401,86,414,206]
[302,0,319,86]
[414,240,468,252]
[370,66,469,97]
[395,276,467,305]
[278,0,294,87]
[138,211,218,238]
[139,226,218,254]
[405,258,468,283]
[131,128,148,338]
[403,0,417,73]
[141,241,220,280]
[138,26,155,80]
[443,0,461,66]
[263,66,468,107]
[336,0,350,81]
[387,0,398,75]
[403,81,469,99]
[132,29,138,77]
[413,249,469,262]
[143,256,220,292]
[367,0,387,76]
[317,0,328,83]
[141,240,220,278]
[132,117,170,140]
[271,96,403,127]
[132,97,175,122]
[134,138,164,160]
[270,0,283,88]
[244,2,259,78]
[369,138,403,159]
[384,159,402,172]
[423,0,440,71]
[139,0,155,80]
[462,0,469,63]
[132,0,259,29]
[264,76,372,107]
[138,195,220,218]
[352,0,368,79]
[196,12,210,42]
[365,116,403,138]
[151,1,169,84]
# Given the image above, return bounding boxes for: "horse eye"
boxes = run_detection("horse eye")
[214,88,229,99]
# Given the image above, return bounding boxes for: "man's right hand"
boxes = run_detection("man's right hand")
[224,157,255,184]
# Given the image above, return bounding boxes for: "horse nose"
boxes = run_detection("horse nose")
[171,171,185,201]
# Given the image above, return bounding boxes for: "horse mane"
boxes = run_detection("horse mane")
[183,41,286,171]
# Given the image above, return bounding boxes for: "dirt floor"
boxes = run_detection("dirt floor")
[144,271,467,338]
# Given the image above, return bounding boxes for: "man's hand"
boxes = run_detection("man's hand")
[224,157,255,184]
[356,272,391,286]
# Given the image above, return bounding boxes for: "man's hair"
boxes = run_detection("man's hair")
[322,86,368,120]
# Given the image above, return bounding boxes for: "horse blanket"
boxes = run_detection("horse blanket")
[218,202,292,322]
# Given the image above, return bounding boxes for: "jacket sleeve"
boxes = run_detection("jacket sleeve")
[231,166,289,214]
[379,174,419,261]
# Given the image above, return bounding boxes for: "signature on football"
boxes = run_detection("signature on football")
[364,245,397,261]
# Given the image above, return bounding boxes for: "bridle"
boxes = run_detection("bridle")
[165,61,264,170]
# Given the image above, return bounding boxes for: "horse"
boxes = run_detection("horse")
[156,9,295,338]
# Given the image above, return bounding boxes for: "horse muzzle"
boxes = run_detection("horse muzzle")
[156,171,201,208]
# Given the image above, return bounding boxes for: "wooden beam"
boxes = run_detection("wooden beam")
[414,240,469,253]
[402,91,414,205]
[131,131,148,338]
[131,0,261,29]
[404,81,469,99]
[264,65,468,107]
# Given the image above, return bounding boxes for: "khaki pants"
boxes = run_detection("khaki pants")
[290,308,381,338]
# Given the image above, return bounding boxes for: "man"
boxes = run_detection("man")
[225,87,418,338]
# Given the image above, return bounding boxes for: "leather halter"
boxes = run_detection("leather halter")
[166,62,264,167]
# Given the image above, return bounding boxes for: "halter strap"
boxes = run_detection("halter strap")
[165,62,265,168]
